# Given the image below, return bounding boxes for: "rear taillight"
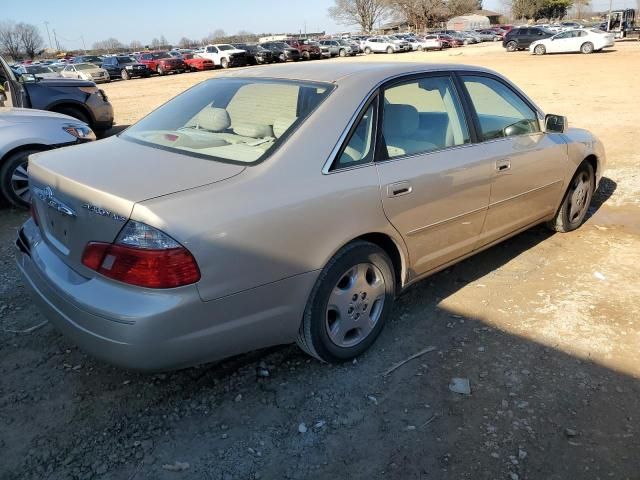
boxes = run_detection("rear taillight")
[81,221,200,288]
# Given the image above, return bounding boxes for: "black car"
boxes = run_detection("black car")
[0,56,114,133]
[503,27,554,51]
[232,44,274,65]
[71,55,104,66]
[259,42,301,62]
[101,56,151,80]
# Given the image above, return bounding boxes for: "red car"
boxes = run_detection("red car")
[135,51,186,75]
[436,34,462,47]
[182,54,214,71]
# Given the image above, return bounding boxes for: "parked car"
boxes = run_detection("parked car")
[181,54,215,71]
[71,55,103,66]
[168,51,183,59]
[15,63,605,370]
[0,56,113,133]
[386,35,412,51]
[101,56,151,80]
[530,28,615,55]
[363,36,399,54]
[285,39,322,60]
[136,51,186,75]
[406,36,442,51]
[319,39,352,57]
[60,63,110,83]
[14,64,61,79]
[435,34,462,47]
[231,44,274,64]
[259,42,301,62]
[200,44,248,68]
[308,41,331,58]
[503,26,555,51]
[0,108,95,207]
[474,29,502,41]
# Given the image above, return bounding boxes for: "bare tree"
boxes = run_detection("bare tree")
[573,0,590,19]
[178,37,193,48]
[92,37,124,53]
[16,23,44,59]
[212,29,227,40]
[447,0,478,16]
[150,37,161,49]
[388,0,448,30]
[0,21,22,60]
[329,0,390,33]
[129,40,143,50]
[159,34,168,49]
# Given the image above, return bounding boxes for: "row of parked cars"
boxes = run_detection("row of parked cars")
[502,25,616,54]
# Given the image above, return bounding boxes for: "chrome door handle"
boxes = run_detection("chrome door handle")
[496,159,511,172]
[387,181,413,197]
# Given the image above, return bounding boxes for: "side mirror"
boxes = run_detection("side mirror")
[545,114,567,133]
[20,73,37,83]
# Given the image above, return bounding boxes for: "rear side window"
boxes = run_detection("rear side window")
[335,101,377,169]
[462,75,540,141]
[382,76,470,159]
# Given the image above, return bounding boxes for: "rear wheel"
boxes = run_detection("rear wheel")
[339,48,347,57]
[506,41,518,52]
[364,47,372,55]
[157,65,165,75]
[121,69,130,80]
[534,44,546,55]
[581,42,594,54]
[297,241,396,363]
[220,57,229,68]
[0,148,43,208]
[547,162,595,233]
[417,45,424,51]
[386,46,393,54]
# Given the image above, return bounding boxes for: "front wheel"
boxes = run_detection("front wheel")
[534,44,546,55]
[547,162,595,233]
[338,48,347,57]
[121,69,130,80]
[364,47,372,55]
[506,41,518,52]
[386,46,393,54]
[417,45,423,51]
[581,42,594,54]
[220,57,229,68]
[0,148,43,208]
[297,241,396,363]
[157,65,165,75]
[302,50,310,60]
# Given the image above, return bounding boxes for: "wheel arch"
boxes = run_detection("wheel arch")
[49,101,95,124]
[0,143,52,167]
[584,154,599,191]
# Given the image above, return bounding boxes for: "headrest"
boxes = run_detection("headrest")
[383,104,419,137]
[273,117,297,138]
[195,107,230,131]
[233,122,274,138]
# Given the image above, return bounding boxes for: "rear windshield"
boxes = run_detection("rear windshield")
[123,78,334,165]
[26,65,51,74]
[76,63,96,71]
[152,52,171,59]
[116,56,135,62]
[80,56,102,62]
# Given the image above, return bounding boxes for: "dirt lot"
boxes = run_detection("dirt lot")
[1,42,639,480]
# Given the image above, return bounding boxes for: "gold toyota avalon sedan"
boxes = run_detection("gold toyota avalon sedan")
[16,62,606,370]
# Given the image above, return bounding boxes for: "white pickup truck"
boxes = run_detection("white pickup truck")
[199,44,247,68]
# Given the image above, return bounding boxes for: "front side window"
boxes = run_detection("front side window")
[462,75,540,141]
[382,76,470,159]
[124,78,333,164]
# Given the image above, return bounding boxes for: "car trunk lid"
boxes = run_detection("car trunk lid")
[28,136,245,274]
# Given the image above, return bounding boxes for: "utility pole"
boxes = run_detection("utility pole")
[53,29,60,51]
[44,21,53,50]
[81,35,86,53]
[607,0,613,30]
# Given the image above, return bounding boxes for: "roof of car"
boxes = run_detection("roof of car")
[216,62,493,85]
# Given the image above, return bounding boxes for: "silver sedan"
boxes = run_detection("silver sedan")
[17,63,606,370]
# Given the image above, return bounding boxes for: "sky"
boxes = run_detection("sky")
[6,0,637,51]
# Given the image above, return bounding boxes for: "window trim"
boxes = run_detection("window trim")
[374,71,474,163]
[454,71,543,145]
[328,93,379,172]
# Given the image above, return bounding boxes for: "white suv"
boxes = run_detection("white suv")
[363,36,399,54]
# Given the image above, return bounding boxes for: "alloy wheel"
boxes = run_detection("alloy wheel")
[10,160,30,204]
[568,171,592,223]
[325,263,386,348]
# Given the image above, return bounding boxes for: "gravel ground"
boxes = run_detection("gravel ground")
[1,42,639,480]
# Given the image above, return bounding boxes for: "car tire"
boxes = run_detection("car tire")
[220,57,229,68]
[157,65,165,75]
[534,44,546,55]
[302,51,310,60]
[547,162,595,233]
[364,47,372,55]
[296,240,396,363]
[55,106,91,125]
[121,69,130,80]
[417,45,424,51]
[386,46,393,54]
[0,148,43,208]
[506,41,518,52]
[581,42,594,54]
[339,49,347,57]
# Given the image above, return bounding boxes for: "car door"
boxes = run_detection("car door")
[375,73,492,276]
[458,73,567,247]
[547,31,572,52]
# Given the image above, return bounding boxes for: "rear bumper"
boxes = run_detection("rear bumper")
[16,220,317,371]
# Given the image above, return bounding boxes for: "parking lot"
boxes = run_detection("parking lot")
[1,41,639,479]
